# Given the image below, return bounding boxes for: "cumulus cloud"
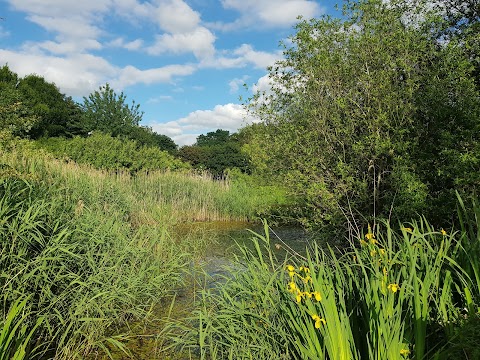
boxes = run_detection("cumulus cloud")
[0,49,116,96]
[216,0,323,30]
[108,37,144,51]
[229,75,249,93]
[151,103,259,146]
[147,27,216,59]
[111,64,197,88]
[200,44,282,70]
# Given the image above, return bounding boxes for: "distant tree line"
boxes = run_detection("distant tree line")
[0,65,252,176]
[0,65,177,153]
[178,129,251,177]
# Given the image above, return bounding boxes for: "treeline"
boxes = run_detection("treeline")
[0,66,249,175]
[244,0,480,230]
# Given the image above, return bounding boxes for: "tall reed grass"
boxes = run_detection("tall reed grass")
[168,211,480,359]
[0,139,287,358]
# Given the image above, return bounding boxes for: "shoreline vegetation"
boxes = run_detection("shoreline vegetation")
[0,140,290,359]
[1,0,479,358]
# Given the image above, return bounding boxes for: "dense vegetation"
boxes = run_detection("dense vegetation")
[245,0,480,231]
[178,129,251,176]
[0,139,285,358]
[1,0,479,358]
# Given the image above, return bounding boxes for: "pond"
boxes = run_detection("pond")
[98,221,319,359]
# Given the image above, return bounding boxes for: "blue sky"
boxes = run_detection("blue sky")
[0,0,338,145]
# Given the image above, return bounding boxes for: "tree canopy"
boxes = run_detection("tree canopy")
[81,83,143,137]
[245,0,480,229]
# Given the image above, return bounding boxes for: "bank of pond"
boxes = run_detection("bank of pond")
[1,147,479,359]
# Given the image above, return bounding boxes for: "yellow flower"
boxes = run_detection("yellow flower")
[296,292,302,303]
[303,275,312,283]
[312,291,322,301]
[287,282,296,293]
[402,227,413,232]
[441,228,447,236]
[400,348,410,356]
[286,265,295,272]
[388,283,400,293]
[370,250,377,257]
[379,248,386,255]
[365,232,375,240]
[304,291,312,299]
[299,266,310,273]
[311,314,326,328]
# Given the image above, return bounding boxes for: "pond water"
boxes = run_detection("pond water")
[99,221,320,359]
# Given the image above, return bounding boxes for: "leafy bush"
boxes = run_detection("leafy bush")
[36,132,189,172]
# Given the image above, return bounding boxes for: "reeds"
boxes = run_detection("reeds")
[170,214,479,359]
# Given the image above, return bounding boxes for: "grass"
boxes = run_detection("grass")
[0,140,287,358]
[166,213,479,359]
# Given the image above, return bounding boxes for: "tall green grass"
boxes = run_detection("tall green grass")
[0,139,288,358]
[168,213,479,359]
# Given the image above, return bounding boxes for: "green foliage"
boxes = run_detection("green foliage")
[0,147,191,358]
[123,125,178,153]
[81,83,143,137]
[17,74,85,138]
[169,214,479,359]
[0,66,38,137]
[245,0,480,229]
[36,132,188,172]
[179,129,251,176]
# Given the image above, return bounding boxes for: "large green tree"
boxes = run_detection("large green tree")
[81,83,143,137]
[245,0,480,229]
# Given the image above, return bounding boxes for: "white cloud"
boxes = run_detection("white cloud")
[146,95,174,103]
[0,49,116,96]
[147,27,216,59]
[108,37,144,51]
[217,0,323,30]
[111,64,197,88]
[151,103,259,145]
[200,44,282,70]
[229,75,249,93]
[152,0,201,33]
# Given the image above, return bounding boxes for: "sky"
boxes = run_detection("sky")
[0,0,339,145]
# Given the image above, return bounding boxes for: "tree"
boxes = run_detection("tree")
[123,125,177,153]
[0,66,37,137]
[81,83,143,137]
[196,129,231,147]
[178,129,251,176]
[245,0,480,229]
[17,74,84,138]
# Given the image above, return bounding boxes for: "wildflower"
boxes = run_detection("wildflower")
[286,265,295,272]
[400,348,410,356]
[379,248,386,255]
[370,249,377,257]
[441,228,447,236]
[287,282,296,293]
[311,314,326,328]
[303,275,312,283]
[312,291,322,301]
[388,283,400,293]
[299,266,310,273]
[365,232,375,240]
[369,238,378,245]
[402,227,413,232]
[304,291,312,299]
[296,292,302,303]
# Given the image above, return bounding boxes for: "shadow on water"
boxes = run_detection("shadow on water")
[93,221,316,359]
